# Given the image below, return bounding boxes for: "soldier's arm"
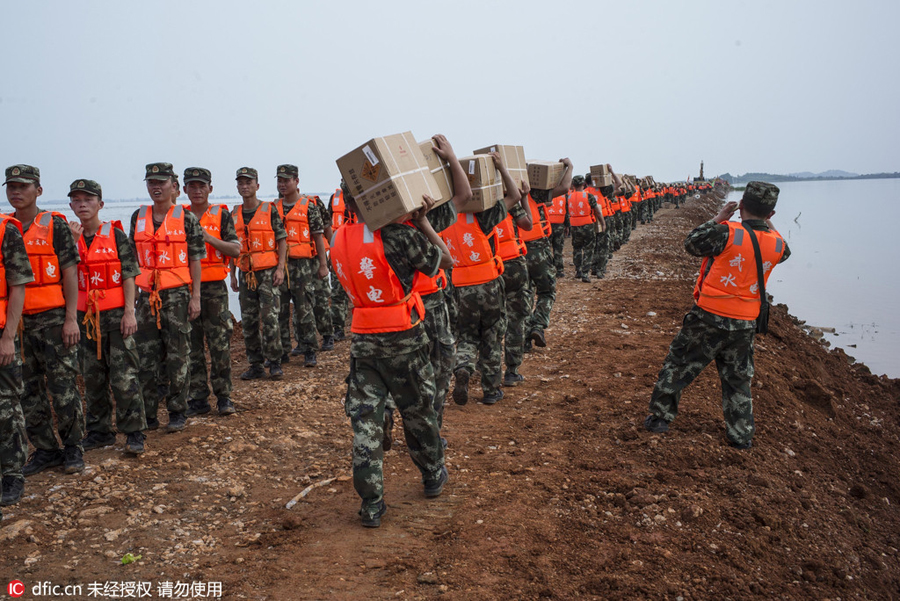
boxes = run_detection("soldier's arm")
[273,239,287,287]
[549,158,573,199]
[430,134,473,210]
[0,284,25,366]
[61,265,80,348]
[121,277,137,337]
[491,152,523,210]
[313,233,328,279]
[206,229,240,258]
[188,259,202,320]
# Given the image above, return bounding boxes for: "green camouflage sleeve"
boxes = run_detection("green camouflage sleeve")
[509,204,526,221]
[183,209,207,260]
[2,222,35,286]
[308,198,325,234]
[114,227,142,280]
[129,209,139,242]
[426,200,457,233]
[780,241,791,263]
[52,215,80,270]
[219,210,239,244]
[476,201,508,234]
[587,194,599,212]
[530,189,551,204]
[684,221,729,257]
[327,194,336,224]
[269,205,287,241]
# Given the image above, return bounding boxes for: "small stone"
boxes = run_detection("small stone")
[417,572,439,585]
[647,312,657,317]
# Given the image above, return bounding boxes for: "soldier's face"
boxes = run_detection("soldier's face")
[5,181,42,210]
[185,181,212,204]
[146,178,178,204]
[69,192,103,222]
[276,176,298,197]
[236,177,259,199]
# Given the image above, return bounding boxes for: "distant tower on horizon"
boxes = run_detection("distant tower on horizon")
[699,161,705,181]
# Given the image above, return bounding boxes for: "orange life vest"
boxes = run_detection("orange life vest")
[233,202,279,272]
[412,269,447,296]
[495,214,527,261]
[0,215,24,329]
[187,204,231,282]
[567,190,596,227]
[22,211,67,315]
[133,205,192,293]
[545,194,567,225]
[588,186,614,217]
[77,220,126,313]
[441,212,504,287]
[693,221,786,320]
[619,193,632,212]
[331,188,357,231]
[276,197,317,259]
[519,195,550,242]
[331,223,425,334]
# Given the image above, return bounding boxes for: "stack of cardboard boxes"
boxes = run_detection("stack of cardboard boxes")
[527,160,566,190]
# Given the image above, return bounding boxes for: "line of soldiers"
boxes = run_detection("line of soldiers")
[0,162,342,513]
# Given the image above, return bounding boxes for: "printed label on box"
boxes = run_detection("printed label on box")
[362,145,379,166]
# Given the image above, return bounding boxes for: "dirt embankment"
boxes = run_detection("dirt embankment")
[3,196,899,600]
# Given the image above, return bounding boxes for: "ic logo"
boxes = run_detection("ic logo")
[8,580,25,597]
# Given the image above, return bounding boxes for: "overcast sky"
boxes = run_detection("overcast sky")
[2,0,897,201]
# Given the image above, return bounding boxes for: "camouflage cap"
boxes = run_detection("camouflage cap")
[4,164,40,185]
[183,167,212,184]
[145,162,176,181]
[235,167,258,180]
[276,164,299,179]
[67,179,102,198]
[743,181,779,209]
[572,175,585,187]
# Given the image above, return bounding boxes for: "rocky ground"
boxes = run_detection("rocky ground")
[3,195,899,600]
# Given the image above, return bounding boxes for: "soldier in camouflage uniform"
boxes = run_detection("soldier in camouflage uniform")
[645,182,790,449]
[524,158,573,350]
[331,193,451,528]
[230,167,287,380]
[0,195,33,507]
[130,163,206,433]
[327,186,352,339]
[566,175,603,283]
[499,187,535,386]
[311,195,335,350]
[591,185,614,278]
[6,165,87,476]
[183,168,241,417]
[69,179,148,455]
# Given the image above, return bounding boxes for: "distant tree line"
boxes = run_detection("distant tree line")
[720,172,900,184]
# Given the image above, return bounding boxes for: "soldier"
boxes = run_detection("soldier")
[130,162,205,433]
[6,164,86,475]
[230,167,287,380]
[0,194,32,507]
[327,184,355,340]
[590,166,624,278]
[183,168,241,417]
[544,192,567,277]
[331,193,452,528]
[644,182,789,449]
[523,159,573,350]
[274,165,328,367]
[310,194,336,350]
[68,179,147,455]
[567,175,604,283]
[444,152,521,405]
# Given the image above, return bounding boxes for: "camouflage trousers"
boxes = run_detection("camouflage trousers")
[455,277,505,397]
[240,267,282,365]
[524,238,556,335]
[330,268,350,334]
[549,223,566,275]
[21,323,85,451]
[607,214,620,251]
[136,286,191,422]
[312,270,334,338]
[79,318,146,435]
[279,259,317,354]
[0,332,26,479]
[189,281,234,404]
[592,230,610,276]
[571,224,595,277]
[423,290,455,430]
[648,308,756,446]
[445,272,459,337]
[622,211,633,243]
[635,201,647,225]
[345,346,444,520]
[500,256,529,374]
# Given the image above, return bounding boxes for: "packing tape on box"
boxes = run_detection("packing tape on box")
[370,132,436,206]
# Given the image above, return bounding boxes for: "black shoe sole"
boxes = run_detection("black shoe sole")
[453,370,469,406]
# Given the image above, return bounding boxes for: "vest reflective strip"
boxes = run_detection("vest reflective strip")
[37,212,53,227]
[466,213,475,224]
[776,238,783,253]
[733,228,744,246]
[100,222,112,236]
[363,224,375,244]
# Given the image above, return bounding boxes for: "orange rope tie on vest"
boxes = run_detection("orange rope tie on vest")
[149,270,163,329]
[82,289,106,360]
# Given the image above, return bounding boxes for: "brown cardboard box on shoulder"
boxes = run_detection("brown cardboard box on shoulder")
[457,155,503,213]
[590,164,613,187]
[417,138,455,207]
[473,144,527,192]
[336,131,440,230]
[527,160,566,190]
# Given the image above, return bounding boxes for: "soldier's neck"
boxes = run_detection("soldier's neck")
[242,196,260,211]
[151,199,174,221]
[283,190,300,205]
[14,204,39,228]
[81,216,102,237]
[190,200,210,218]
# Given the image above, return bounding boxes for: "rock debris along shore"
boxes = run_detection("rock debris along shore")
[3,194,899,599]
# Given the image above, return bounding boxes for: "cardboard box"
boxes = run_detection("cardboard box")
[457,155,503,213]
[592,174,613,188]
[473,144,527,192]
[336,131,441,230]
[527,161,566,190]
[417,139,455,207]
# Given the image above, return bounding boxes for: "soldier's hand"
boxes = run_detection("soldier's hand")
[188,296,201,321]
[490,151,504,169]
[121,310,137,338]
[230,274,239,293]
[431,134,455,161]
[714,201,738,223]
[560,157,572,168]
[273,268,285,287]
[317,263,329,279]
[0,335,14,366]
[68,221,84,239]
[62,317,80,348]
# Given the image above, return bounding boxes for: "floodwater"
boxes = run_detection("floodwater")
[728,178,900,378]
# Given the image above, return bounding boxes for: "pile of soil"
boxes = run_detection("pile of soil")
[3,195,898,600]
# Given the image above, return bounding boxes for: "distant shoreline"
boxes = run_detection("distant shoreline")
[724,172,900,185]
